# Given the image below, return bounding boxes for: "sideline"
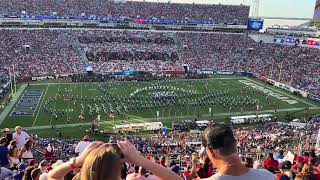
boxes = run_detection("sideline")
[0,84,28,125]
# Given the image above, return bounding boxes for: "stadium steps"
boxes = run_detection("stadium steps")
[74,37,90,65]
[61,51,73,70]
[173,34,183,62]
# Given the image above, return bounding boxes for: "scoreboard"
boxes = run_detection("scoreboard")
[247,19,264,31]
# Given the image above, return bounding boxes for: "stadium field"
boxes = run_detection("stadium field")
[1,76,319,129]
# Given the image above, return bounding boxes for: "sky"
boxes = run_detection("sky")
[132,0,316,19]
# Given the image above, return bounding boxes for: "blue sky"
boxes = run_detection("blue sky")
[132,0,316,18]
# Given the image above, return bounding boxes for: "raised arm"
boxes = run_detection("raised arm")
[118,140,183,180]
[48,141,104,180]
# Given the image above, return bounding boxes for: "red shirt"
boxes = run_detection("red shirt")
[263,158,279,170]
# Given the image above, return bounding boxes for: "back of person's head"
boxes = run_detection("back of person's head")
[9,140,17,148]
[134,165,140,173]
[31,168,42,180]
[297,162,305,173]
[268,152,274,159]
[80,146,122,180]
[244,157,254,168]
[309,150,316,158]
[202,124,236,157]
[308,158,316,166]
[301,163,313,175]
[23,166,35,180]
[0,137,7,145]
[25,139,32,150]
[279,150,284,156]
[279,161,292,171]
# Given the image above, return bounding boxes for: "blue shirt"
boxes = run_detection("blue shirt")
[0,145,9,166]
[274,154,284,160]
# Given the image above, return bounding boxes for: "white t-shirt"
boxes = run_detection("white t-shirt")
[12,131,30,149]
[202,168,276,180]
[75,141,91,154]
[0,167,13,179]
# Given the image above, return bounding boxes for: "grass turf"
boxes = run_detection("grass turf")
[1,76,319,136]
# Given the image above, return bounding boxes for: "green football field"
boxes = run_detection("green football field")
[1,76,320,131]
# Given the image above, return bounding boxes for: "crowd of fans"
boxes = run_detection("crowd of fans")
[5,1,250,24]
[0,115,320,179]
[0,29,319,96]
[0,29,85,78]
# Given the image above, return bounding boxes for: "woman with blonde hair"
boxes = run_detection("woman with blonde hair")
[295,163,314,180]
[48,141,182,180]
[80,145,122,180]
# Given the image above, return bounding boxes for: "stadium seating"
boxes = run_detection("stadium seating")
[6,1,250,24]
[0,29,318,96]
[1,119,320,179]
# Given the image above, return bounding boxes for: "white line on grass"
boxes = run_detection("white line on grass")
[244,77,318,108]
[50,81,61,125]
[32,85,49,126]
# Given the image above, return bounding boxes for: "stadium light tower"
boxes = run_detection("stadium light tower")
[252,0,260,18]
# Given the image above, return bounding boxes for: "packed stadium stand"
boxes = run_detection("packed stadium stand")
[4,1,250,24]
[0,29,319,96]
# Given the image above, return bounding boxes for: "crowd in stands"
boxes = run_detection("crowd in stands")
[1,115,320,179]
[0,29,85,78]
[0,29,319,96]
[5,1,250,24]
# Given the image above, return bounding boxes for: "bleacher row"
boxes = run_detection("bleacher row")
[3,0,250,24]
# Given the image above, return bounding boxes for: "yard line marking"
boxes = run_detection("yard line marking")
[0,84,27,125]
[244,77,318,108]
[33,85,49,126]
[50,81,61,125]
[66,84,71,123]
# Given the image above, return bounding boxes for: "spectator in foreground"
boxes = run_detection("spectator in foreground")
[276,161,293,180]
[23,166,36,180]
[31,168,42,180]
[13,126,30,149]
[263,153,279,172]
[39,160,49,173]
[201,124,276,180]
[48,141,182,180]
[75,135,91,155]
